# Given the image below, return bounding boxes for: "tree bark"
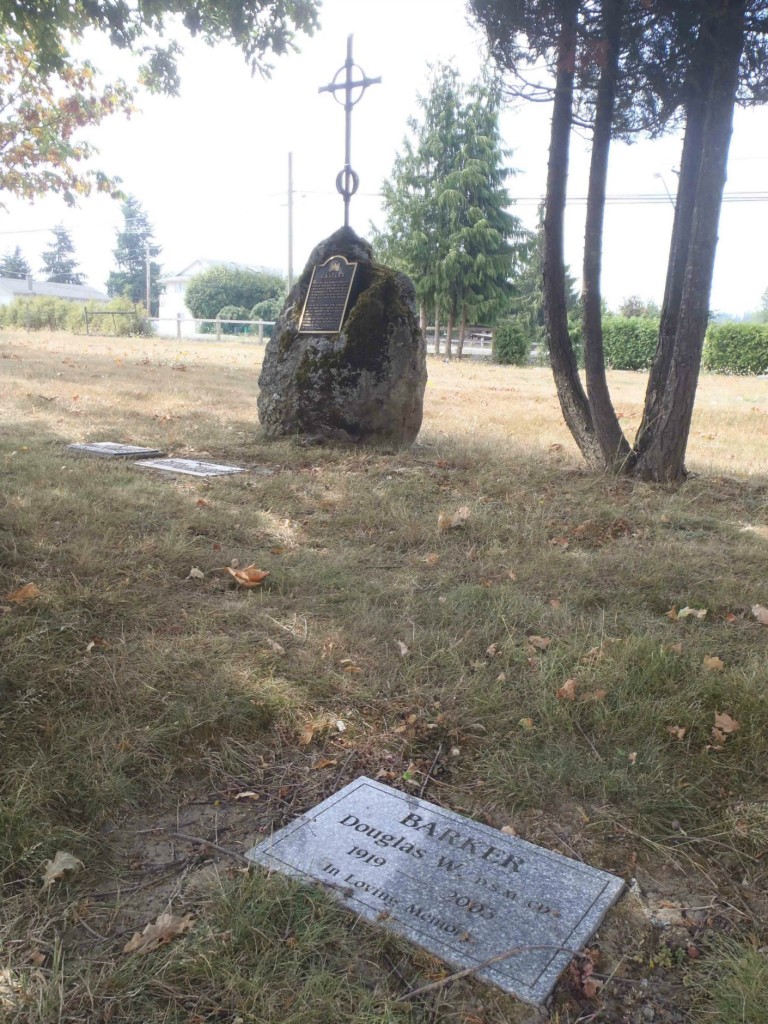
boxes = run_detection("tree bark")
[581,0,632,470]
[419,302,427,343]
[543,0,604,468]
[434,305,441,355]
[457,307,467,359]
[446,309,455,359]
[634,4,720,459]
[635,1,746,481]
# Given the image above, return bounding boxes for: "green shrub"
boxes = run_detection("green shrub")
[703,322,768,375]
[216,305,251,335]
[250,298,282,337]
[0,295,149,335]
[602,315,659,370]
[493,317,530,365]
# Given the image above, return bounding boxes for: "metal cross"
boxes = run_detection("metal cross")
[319,35,381,228]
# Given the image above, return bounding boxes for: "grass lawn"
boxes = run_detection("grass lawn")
[1,329,768,1023]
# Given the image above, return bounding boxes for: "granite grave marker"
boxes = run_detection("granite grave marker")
[247,777,624,1006]
[135,457,246,477]
[68,441,166,459]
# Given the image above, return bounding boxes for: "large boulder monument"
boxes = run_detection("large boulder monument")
[257,227,426,444]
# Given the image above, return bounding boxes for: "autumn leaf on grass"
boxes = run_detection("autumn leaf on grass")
[438,506,470,531]
[395,640,410,657]
[422,552,440,565]
[186,567,205,581]
[666,725,687,741]
[41,851,84,890]
[712,710,741,745]
[224,565,269,588]
[518,717,534,731]
[752,604,768,625]
[556,678,579,701]
[298,714,342,746]
[527,635,551,651]
[677,606,707,620]
[703,655,725,672]
[233,791,261,801]
[266,638,286,655]
[310,757,338,770]
[6,582,41,604]
[580,688,607,702]
[123,913,194,955]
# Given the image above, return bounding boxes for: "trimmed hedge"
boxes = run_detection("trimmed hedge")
[703,322,768,375]
[602,316,659,370]
[0,295,149,335]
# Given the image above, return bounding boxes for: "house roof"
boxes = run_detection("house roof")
[0,277,109,302]
[161,259,282,283]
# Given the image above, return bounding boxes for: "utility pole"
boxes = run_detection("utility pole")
[288,152,294,290]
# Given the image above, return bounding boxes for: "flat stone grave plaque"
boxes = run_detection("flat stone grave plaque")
[67,441,166,459]
[135,458,246,477]
[247,777,624,1006]
[298,254,358,334]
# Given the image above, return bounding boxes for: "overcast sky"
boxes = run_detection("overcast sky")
[2,0,768,316]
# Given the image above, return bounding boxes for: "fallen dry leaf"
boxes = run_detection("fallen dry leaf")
[666,725,687,741]
[396,640,410,657]
[7,582,41,604]
[752,604,768,625]
[310,757,338,770]
[123,913,194,955]
[225,565,269,588]
[507,570,518,581]
[556,678,579,701]
[496,671,507,683]
[678,606,707,620]
[186,567,205,581]
[528,636,551,651]
[501,824,517,836]
[196,498,211,507]
[233,791,260,801]
[266,638,286,655]
[422,552,440,565]
[485,642,499,658]
[714,711,741,737]
[702,655,724,672]
[518,717,534,731]
[438,505,470,531]
[41,850,84,889]
[628,751,638,765]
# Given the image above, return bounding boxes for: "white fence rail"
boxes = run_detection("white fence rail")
[149,316,276,342]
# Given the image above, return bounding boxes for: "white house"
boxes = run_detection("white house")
[0,275,108,304]
[158,259,282,337]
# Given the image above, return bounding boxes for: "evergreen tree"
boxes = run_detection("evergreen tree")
[374,65,528,358]
[437,75,531,356]
[107,196,162,314]
[0,245,31,279]
[40,225,84,284]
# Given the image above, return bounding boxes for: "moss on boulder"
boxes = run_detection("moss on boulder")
[257,227,427,444]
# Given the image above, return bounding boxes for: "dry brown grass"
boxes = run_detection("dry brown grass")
[2,329,768,1024]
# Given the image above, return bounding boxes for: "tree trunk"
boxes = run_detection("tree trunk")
[457,307,467,359]
[434,304,440,355]
[635,1,746,481]
[634,4,720,459]
[446,309,455,359]
[582,0,632,470]
[543,0,604,468]
[419,302,427,342]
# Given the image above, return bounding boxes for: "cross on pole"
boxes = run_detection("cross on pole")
[319,35,381,228]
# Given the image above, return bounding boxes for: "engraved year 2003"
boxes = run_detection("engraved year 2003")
[440,888,496,920]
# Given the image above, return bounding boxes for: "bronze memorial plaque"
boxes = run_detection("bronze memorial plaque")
[298,255,358,334]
